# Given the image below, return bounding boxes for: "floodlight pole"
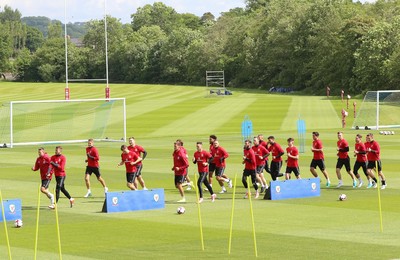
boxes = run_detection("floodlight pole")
[64,0,70,100]
[104,0,110,100]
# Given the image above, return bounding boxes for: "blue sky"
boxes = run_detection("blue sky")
[0,0,246,23]
[1,0,376,24]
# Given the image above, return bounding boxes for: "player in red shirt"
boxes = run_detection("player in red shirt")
[267,136,285,181]
[212,140,232,193]
[118,145,142,190]
[335,132,357,188]
[252,136,270,193]
[285,138,301,180]
[365,133,386,189]
[242,140,259,199]
[50,146,75,208]
[353,134,378,188]
[128,137,148,190]
[172,141,189,202]
[84,139,108,198]
[310,132,330,187]
[32,147,55,208]
[257,134,271,175]
[207,135,218,189]
[176,139,194,190]
[193,142,216,203]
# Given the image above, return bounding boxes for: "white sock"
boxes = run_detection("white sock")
[87,189,91,193]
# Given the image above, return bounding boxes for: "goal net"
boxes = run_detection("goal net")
[352,90,400,130]
[0,98,126,148]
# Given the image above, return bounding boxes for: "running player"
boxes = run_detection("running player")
[257,134,271,174]
[242,139,259,199]
[336,132,357,188]
[267,136,285,181]
[365,133,386,189]
[50,146,75,207]
[310,132,330,187]
[353,134,377,187]
[176,139,194,190]
[32,147,55,208]
[285,138,301,180]
[84,139,108,197]
[118,145,142,190]
[212,140,232,193]
[193,142,216,203]
[252,136,269,192]
[117,144,142,190]
[172,141,189,202]
[208,135,218,189]
[128,137,148,190]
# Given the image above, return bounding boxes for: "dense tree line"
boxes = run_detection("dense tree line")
[1,1,400,94]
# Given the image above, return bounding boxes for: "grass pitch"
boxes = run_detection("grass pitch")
[0,82,400,259]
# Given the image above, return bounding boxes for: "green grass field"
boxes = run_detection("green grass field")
[0,82,400,259]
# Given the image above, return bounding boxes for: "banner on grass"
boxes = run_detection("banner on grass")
[0,199,22,222]
[102,189,165,213]
[264,178,320,200]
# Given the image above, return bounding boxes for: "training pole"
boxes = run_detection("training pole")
[54,189,62,260]
[228,172,238,254]
[0,189,12,260]
[194,173,205,250]
[247,177,258,257]
[376,178,383,233]
[34,185,41,260]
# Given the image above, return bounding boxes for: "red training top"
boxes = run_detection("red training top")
[50,154,66,177]
[243,148,256,170]
[337,139,349,159]
[121,151,139,173]
[128,145,145,166]
[365,141,380,161]
[86,146,99,168]
[213,146,229,168]
[252,145,269,166]
[173,148,189,176]
[193,150,212,173]
[286,146,299,167]
[268,142,284,162]
[33,153,53,180]
[312,139,324,160]
[355,142,367,162]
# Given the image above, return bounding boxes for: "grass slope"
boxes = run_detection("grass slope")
[0,83,399,259]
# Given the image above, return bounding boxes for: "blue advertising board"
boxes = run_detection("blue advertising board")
[264,178,320,200]
[102,189,165,213]
[0,199,22,222]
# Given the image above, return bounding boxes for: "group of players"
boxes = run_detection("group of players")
[32,131,386,207]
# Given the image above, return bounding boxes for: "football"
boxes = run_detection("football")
[177,206,185,214]
[339,194,347,201]
[347,94,351,99]
[14,219,23,228]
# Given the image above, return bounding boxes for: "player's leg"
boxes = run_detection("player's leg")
[294,167,301,179]
[203,176,216,200]
[250,170,259,198]
[41,179,55,208]
[345,159,357,187]
[216,167,228,193]
[377,160,386,189]
[353,162,363,187]
[84,166,92,197]
[318,160,330,186]
[58,176,74,207]
[175,175,186,202]
[197,172,205,201]
[310,159,319,177]
[126,173,137,190]
[336,159,343,187]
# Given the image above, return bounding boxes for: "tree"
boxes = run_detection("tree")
[25,26,44,52]
[0,23,12,72]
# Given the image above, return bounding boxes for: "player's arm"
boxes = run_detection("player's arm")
[141,150,147,160]
[338,146,349,152]
[32,159,39,171]
[130,156,142,165]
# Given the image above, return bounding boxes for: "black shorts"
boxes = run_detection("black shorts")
[336,157,351,172]
[256,165,265,174]
[270,161,282,174]
[367,160,382,171]
[174,175,186,185]
[136,164,143,176]
[285,166,300,176]
[353,161,367,176]
[243,169,256,177]
[310,159,325,171]
[126,172,137,183]
[209,163,216,174]
[215,167,225,177]
[41,179,51,189]
[86,166,101,178]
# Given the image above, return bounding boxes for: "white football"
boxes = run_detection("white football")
[339,194,347,201]
[14,219,23,228]
[177,206,185,214]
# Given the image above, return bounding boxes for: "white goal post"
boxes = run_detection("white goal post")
[352,90,400,130]
[4,98,126,148]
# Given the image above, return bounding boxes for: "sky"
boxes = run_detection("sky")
[0,0,247,23]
